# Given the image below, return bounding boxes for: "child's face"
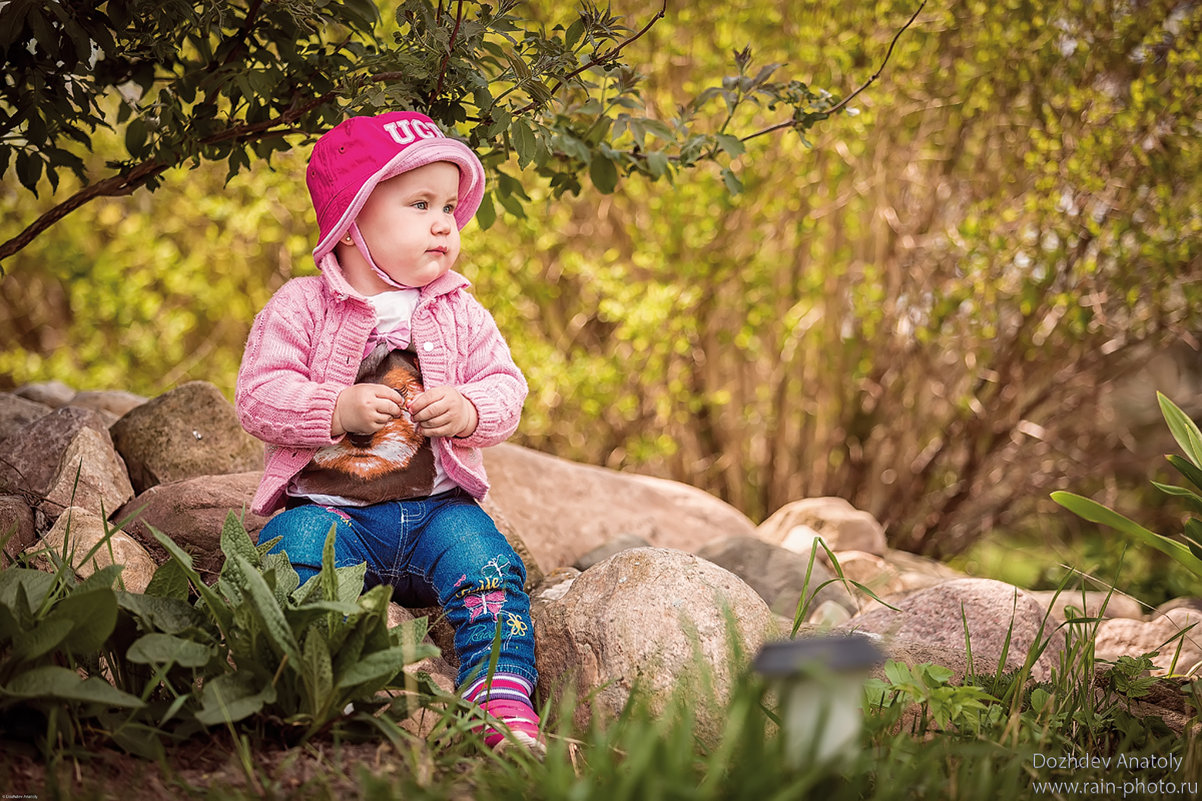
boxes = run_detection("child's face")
[339,161,462,293]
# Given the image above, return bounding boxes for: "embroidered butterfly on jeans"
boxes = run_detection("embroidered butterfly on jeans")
[464,590,506,621]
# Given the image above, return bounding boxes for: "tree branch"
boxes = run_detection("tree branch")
[430,0,467,104]
[511,0,667,116]
[0,90,335,267]
[742,0,926,143]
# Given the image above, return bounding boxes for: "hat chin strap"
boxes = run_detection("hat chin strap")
[348,222,418,290]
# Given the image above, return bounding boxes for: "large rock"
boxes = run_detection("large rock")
[839,578,1066,680]
[483,443,756,573]
[115,472,272,578]
[533,547,778,734]
[1093,616,1202,676]
[110,381,264,493]
[0,495,37,567]
[0,406,113,498]
[40,427,134,521]
[695,535,855,618]
[69,389,147,426]
[1029,589,1144,622]
[27,506,157,593]
[757,497,887,556]
[13,380,75,408]
[0,392,52,442]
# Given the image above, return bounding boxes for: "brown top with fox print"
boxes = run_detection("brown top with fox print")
[289,340,435,504]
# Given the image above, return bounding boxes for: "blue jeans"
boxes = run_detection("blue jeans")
[259,489,537,688]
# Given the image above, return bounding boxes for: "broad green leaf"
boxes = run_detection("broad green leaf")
[195,672,277,725]
[1051,491,1202,575]
[117,592,207,635]
[150,526,233,636]
[144,558,191,601]
[231,554,300,665]
[127,633,213,668]
[0,568,56,617]
[335,643,434,690]
[4,666,144,708]
[721,167,744,194]
[220,511,259,568]
[10,617,74,664]
[714,133,746,157]
[1159,392,1202,468]
[590,154,618,194]
[44,588,118,654]
[511,118,537,168]
[301,626,334,716]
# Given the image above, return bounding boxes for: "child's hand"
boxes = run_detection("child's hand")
[332,383,406,437]
[408,386,479,438]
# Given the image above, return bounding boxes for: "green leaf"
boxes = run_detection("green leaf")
[589,154,618,194]
[0,568,55,617]
[1051,491,1202,575]
[127,633,213,668]
[9,618,74,665]
[144,558,191,601]
[231,554,301,665]
[1151,481,1202,502]
[149,526,233,636]
[335,643,433,691]
[44,588,118,654]
[195,672,277,726]
[4,666,144,708]
[1159,392,1202,468]
[301,626,334,716]
[511,118,537,168]
[714,133,746,157]
[220,511,259,569]
[1166,455,1202,495]
[117,592,207,636]
[721,167,744,194]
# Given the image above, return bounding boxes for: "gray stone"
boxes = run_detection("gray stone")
[840,578,1066,680]
[109,381,264,493]
[534,547,778,736]
[0,392,52,442]
[483,443,757,573]
[1029,589,1145,622]
[1093,616,1202,676]
[573,533,652,571]
[0,406,113,498]
[0,495,36,567]
[13,380,76,408]
[695,535,855,618]
[28,506,157,594]
[69,390,147,426]
[115,471,272,578]
[757,497,888,556]
[40,427,134,522]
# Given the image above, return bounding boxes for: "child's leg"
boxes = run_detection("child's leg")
[259,504,358,583]
[400,490,540,748]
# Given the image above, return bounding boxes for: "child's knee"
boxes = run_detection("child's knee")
[259,505,349,573]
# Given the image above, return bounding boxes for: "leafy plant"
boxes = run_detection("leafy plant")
[0,509,438,757]
[1053,392,1202,582]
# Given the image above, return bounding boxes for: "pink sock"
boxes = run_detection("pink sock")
[463,674,542,750]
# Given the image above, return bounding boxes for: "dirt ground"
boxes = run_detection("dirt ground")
[0,732,413,800]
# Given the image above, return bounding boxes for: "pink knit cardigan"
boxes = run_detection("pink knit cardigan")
[236,255,526,516]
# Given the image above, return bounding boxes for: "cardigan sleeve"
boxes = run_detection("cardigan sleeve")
[451,296,528,449]
[235,281,347,448]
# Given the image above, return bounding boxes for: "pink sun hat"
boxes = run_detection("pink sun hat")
[306,111,486,262]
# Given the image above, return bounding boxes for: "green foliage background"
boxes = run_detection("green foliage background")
[2,0,1201,569]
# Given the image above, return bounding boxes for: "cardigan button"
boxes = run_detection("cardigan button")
[423,341,434,352]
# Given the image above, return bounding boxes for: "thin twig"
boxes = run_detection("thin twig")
[512,0,667,116]
[742,0,926,143]
[430,0,467,104]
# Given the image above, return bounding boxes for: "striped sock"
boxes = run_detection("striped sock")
[463,673,543,754]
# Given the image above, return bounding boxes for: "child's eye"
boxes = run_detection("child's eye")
[443,204,456,214]
[414,200,429,210]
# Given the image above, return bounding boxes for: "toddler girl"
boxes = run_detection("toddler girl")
[236,111,539,752]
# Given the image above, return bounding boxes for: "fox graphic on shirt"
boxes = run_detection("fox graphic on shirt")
[291,341,435,503]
